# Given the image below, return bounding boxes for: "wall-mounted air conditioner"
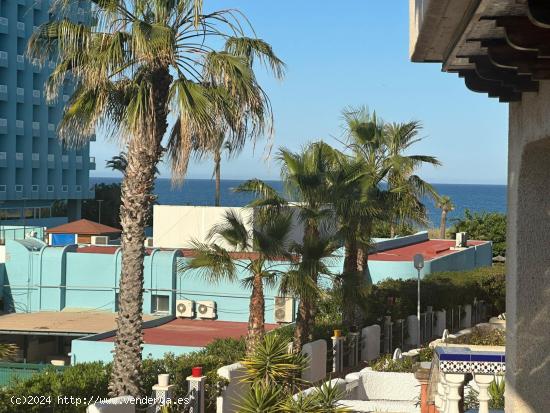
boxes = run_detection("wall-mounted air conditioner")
[176,299,194,318]
[196,301,217,319]
[91,235,109,245]
[144,237,154,248]
[274,297,295,324]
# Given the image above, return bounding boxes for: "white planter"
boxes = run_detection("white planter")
[158,374,170,387]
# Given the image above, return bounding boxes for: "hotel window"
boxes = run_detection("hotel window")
[152,295,169,313]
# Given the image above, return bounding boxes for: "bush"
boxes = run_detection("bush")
[371,355,414,373]
[0,338,245,413]
[450,210,506,257]
[450,326,505,346]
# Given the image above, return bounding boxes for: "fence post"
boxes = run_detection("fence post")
[426,306,433,340]
[152,374,175,408]
[332,330,345,374]
[348,331,360,368]
[187,367,206,413]
[383,316,392,353]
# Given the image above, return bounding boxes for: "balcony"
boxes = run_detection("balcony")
[14,185,24,200]
[0,85,6,101]
[33,0,42,10]
[31,185,39,199]
[48,123,56,138]
[47,154,55,168]
[89,156,96,170]
[63,94,70,103]
[76,155,83,169]
[15,152,24,168]
[0,17,8,35]
[32,153,40,168]
[16,87,24,103]
[0,185,6,201]
[16,120,24,135]
[61,185,68,193]
[0,51,8,68]
[0,151,6,167]
[17,21,25,37]
[0,118,6,134]
[16,55,24,70]
[32,58,41,74]
[61,154,69,169]
[32,122,40,137]
[33,90,41,105]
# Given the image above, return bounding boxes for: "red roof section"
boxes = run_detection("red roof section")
[47,219,122,235]
[368,239,487,262]
[99,318,278,347]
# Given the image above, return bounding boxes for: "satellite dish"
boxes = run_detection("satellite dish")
[413,254,424,270]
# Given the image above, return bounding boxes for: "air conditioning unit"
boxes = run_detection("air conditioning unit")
[176,299,194,318]
[144,237,154,248]
[455,232,468,248]
[274,297,295,324]
[196,301,217,319]
[91,235,109,245]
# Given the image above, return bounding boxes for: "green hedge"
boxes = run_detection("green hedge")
[362,265,505,323]
[0,338,245,413]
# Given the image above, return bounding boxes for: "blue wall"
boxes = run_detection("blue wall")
[2,241,288,324]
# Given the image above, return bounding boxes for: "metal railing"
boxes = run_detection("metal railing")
[0,362,65,386]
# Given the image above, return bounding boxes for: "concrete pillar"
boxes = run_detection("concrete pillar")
[443,373,465,413]
[507,83,550,413]
[474,374,494,413]
[331,333,345,374]
[67,199,82,222]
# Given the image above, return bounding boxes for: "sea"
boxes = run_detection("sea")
[90,178,507,227]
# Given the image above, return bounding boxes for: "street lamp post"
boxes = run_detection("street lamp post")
[413,253,424,348]
[97,199,103,224]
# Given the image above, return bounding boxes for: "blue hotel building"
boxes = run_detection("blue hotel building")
[0,0,94,223]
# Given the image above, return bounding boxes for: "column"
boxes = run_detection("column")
[187,372,206,413]
[507,83,550,412]
[474,374,494,413]
[443,373,465,413]
[332,330,345,374]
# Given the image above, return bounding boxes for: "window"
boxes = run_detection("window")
[151,295,169,313]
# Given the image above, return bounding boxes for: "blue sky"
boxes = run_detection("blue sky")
[91,0,508,185]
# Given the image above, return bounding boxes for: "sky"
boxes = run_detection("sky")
[91,0,509,185]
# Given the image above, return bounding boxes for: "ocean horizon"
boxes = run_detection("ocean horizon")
[90,177,507,227]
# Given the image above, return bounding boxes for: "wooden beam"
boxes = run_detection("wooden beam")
[458,70,522,102]
[528,0,550,28]
[469,55,539,93]
[481,39,550,76]
[487,15,550,57]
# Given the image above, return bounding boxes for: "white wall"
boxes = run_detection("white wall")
[153,205,307,250]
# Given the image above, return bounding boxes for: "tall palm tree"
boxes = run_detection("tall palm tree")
[383,121,441,237]
[180,210,292,353]
[28,0,284,397]
[437,195,455,239]
[106,153,129,174]
[237,142,338,350]
[193,132,242,206]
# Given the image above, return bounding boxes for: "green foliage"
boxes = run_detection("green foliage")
[0,338,244,413]
[465,378,505,410]
[82,183,123,229]
[372,221,416,238]
[417,347,434,362]
[371,355,414,373]
[450,326,506,346]
[0,362,109,413]
[240,333,306,389]
[450,210,507,257]
[237,335,349,413]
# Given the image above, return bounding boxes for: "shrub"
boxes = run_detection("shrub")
[450,210,506,257]
[370,354,414,373]
[0,338,245,413]
[450,326,505,346]
[417,347,434,362]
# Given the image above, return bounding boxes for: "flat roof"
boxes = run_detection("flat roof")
[0,311,154,336]
[368,239,487,262]
[99,318,278,347]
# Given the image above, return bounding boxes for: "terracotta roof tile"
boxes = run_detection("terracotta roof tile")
[46,219,122,235]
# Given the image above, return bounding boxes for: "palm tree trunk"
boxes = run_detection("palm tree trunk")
[293,298,313,352]
[214,151,221,207]
[109,68,171,398]
[342,239,359,330]
[439,210,447,239]
[247,273,265,353]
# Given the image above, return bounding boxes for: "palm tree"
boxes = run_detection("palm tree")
[382,121,441,237]
[28,0,284,397]
[180,210,292,353]
[106,153,129,174]
[437,195,455,239]
[193,132,242,206]
[237,142,339,350]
